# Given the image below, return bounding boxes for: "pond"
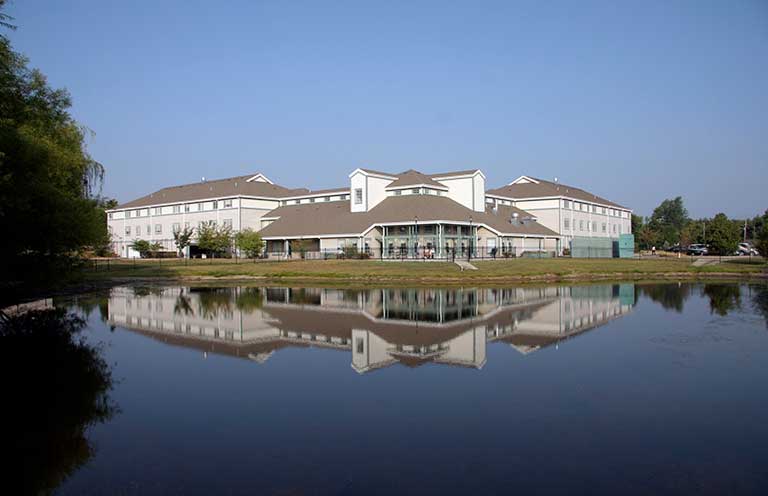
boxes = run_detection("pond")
[23,283,768,494]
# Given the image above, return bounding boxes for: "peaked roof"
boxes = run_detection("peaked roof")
[487,176,627,209]
[386,170,448,189]
[258,194,558,238]
[115,174,308,209]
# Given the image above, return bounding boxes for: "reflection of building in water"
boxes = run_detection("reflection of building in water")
[108,285,635,373]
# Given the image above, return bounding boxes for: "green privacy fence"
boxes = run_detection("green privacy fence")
[571,235,635,259]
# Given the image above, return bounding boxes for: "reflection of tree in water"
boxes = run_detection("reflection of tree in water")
[235,287,263,312]
[131,286,165,298]
[193,287,235,319]
[0,308,116,494]
[750,284,768,329]
[174,292,195,316]
[702,284,741,316]
[68,292,111,323]
[638,284,691,312]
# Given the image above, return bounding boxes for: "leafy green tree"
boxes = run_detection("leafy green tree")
[234,228,264,259]
[648,197,689,247]
[1,4,106,278]
[755,210,768,256]
[680,220,703,247]
[172,225,194,257]
[129,239,151,258]
[706,213,739,255]
[196,221,232,257]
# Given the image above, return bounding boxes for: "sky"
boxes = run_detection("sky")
[5,0,767,218]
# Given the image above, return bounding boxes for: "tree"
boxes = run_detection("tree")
[706,213,739,256]
[679,220,703,247]
[1,4,106,279]
[234,229,264,259]
[755,210,768,256]
[196,221,232,257]
[648,197,690,247]
[172,226,194,257]
[129,239,151,258]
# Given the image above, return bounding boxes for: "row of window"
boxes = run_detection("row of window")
[486,197,514,206]
[123,219,233,236]
[563,200,626,217]
[111,199,235,220]
[563,219,623,234]
[281,194,349,206]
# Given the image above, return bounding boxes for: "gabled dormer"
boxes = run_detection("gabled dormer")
[348,168,397,212]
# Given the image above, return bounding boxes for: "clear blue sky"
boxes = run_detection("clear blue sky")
[6,0,767,217]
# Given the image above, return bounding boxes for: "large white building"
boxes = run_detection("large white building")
[107,167,630,258]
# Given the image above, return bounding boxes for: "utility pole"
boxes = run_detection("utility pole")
[744,220,748,242]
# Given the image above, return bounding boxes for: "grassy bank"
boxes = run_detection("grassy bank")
[75,257,767,285]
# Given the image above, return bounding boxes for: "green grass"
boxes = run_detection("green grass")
[78,257,767,284]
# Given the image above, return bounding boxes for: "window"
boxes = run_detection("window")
[394,190,402,196]
[324,196,330,202]
[154,207,162,215]
[126,210,131,218]
[108,213,113,220]
[564,218,570,230]
[184,204,190,212]
[601,207,606,214]
[412,188,420,194]
[173,223,180,232]
[212,200,218,210]
[563,200,571,209]
[342,194,349,200]
[223,199,232,208]
[587,221,591,232]
[592,205,597,213]
[155,224,162,234]
[294,200,300,205]
[223,219,232,228]
[309,198,315,203]
[173,205,181,213]
[356,338,364,354]
[281,200,287,206]
[125,226,131,235]
[613,224,617,233]
[602,223,606,232]
[146,224,151,235]
[143,209,149,217]
[579,220,584,231]
[198,202,204,211]
[354,188,363,204]
[580,203,585,212]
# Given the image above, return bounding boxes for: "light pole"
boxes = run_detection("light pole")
[414,216,419,259]
[468,216,473,261]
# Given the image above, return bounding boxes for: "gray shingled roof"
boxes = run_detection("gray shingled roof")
[258,194,558,238]
[487,176,627,209]
[115,174,308,209]
[386,170,448,189]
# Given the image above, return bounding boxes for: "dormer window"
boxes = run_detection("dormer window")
[354,188,363,205]
[412,188,420,195]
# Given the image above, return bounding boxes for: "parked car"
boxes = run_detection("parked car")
[668,244,683,253]
[687,244,708,256]
[735,242,759,256]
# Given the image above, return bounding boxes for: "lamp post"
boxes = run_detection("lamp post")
[414,216,419,259]
[468,216,473,261]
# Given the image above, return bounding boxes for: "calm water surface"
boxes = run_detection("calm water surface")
[51,283,768,494]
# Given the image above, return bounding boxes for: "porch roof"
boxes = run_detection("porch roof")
[258,195,559,239]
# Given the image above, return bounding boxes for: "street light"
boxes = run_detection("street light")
[468,216,473,261]
[414,216,419,259]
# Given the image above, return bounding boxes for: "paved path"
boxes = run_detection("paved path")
[455,260,478,271]
[692,258,720,267]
